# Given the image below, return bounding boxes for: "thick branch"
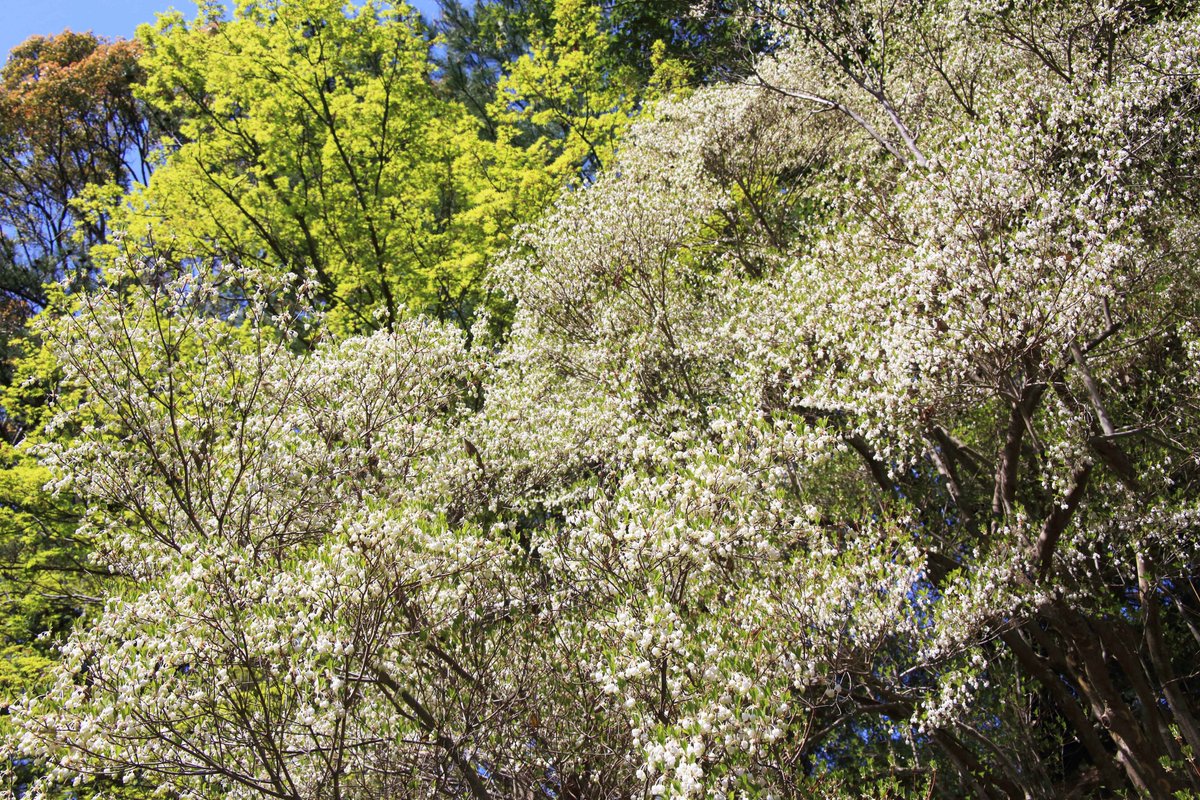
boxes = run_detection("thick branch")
[1034,462,1092,579]
[926,433,969,519]
[372,666,491,800]
[846,434,895,495]
[993,384,1045,517]
[1138,553,1200,761]
[1071,342,1139,489]
[1001,628,1125,790]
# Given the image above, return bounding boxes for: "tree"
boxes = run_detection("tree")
[0,32,160,312]
[437,0,753,184]
[489,0,642,180]
[126,0,532,331]
[9,0,1200,798]
[434,0,758,136]
[432,0,555,137]
[7,260,567,798]
[491,0,1200,793]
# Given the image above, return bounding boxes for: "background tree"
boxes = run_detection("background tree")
[126,0,533,331]
[432,0,554,137]
[0,32,161,314]
[434,0,759,180]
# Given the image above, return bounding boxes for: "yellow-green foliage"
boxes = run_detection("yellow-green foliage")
[492,0,641,183]
[0,298,98,711]
[0,451,61,704]
[0,447,85,712]
[122,0,541,332]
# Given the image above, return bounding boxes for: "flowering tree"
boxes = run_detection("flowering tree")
[488,1,1200,793]
[9,0,1200,798]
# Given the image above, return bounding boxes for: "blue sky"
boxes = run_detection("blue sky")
[1,0,444,61]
